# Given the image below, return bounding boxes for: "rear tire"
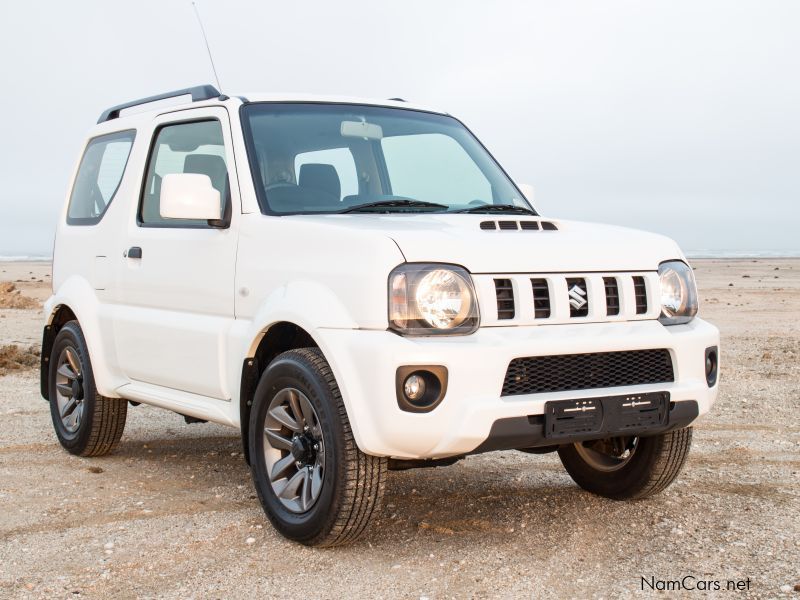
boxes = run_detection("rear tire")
[557,428,693,500]
[48,321,127,457]
[248,348,386,547]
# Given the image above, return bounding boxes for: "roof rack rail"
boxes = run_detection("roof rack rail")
[97,84,222,123]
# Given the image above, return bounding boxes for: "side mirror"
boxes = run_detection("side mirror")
[160,173,222,221]
[518,183,537,213]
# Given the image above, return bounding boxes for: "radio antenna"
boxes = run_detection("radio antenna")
[191,1,224,93]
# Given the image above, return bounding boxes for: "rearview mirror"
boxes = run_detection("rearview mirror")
[160,173,222,221]
[341,120,383,140]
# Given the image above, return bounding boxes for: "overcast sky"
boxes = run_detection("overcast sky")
[1,0,798,256]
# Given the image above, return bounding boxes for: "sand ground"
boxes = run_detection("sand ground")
[0,259,798,599]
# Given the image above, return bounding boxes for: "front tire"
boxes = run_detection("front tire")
[557,428,693,500]
[48,321,127,456]
[248,348,386,547]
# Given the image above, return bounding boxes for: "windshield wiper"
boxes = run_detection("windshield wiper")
[339,199,448,213]
[451,204,537,215]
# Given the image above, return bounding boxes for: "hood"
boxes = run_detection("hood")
[290,214,685,273]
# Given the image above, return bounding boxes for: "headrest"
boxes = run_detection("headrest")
[184,154,228,194]
[298,163,341,201]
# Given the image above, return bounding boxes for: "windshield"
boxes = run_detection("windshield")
[241,103,533,215]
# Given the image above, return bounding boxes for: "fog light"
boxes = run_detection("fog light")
[395,366,449,413]
[403,374,427,401]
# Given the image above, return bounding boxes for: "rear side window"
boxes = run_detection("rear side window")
[139,120,227,227]
[67,130,135,225]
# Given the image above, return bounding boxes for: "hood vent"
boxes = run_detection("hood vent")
[480,220,558,231]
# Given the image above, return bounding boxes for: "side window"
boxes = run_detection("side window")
[294,148,358,201]
[67,130,135,225]
[381,133,491,204]
[140,120,227,227]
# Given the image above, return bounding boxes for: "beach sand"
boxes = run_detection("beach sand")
[0,259,797,598]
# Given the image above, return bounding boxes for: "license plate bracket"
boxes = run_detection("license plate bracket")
[544,391,670,440]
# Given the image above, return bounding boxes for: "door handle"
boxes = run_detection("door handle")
[126,246,143,259]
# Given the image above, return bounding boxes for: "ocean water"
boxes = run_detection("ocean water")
[0,256,52,262]
[685,250,800,258]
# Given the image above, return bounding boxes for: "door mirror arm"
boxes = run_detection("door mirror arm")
[207,181,232,229]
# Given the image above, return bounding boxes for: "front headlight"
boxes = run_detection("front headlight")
[389,263,480,335]
[658,260,698,325]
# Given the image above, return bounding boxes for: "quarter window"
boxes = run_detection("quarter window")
[67,130,135,225]
[140,120,227,227]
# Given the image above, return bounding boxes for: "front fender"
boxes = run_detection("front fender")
[246,279,360,351]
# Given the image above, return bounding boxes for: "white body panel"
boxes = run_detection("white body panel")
[314,319,718,458]
[46,92,720,459]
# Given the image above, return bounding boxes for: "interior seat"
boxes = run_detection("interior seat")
[184,154,228,195]
[299,164,341,205]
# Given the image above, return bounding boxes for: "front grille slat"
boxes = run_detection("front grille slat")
[633,276,648,314]
[501,349,674,396]
[531,278,551,318]
[604,277,620,316]
[494,278,515,319]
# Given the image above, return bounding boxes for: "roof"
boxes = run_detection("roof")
[95,84,447,128]
[238,93,446,115]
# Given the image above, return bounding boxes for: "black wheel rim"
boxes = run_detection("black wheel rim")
[574,436,639,472]
[262,387,325,513]
[54,347,85,434]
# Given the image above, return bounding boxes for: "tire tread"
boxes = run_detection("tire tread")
[558,427,693,500]
[79,392,128,457]
[276,348,386,547]
[50,322,127,458]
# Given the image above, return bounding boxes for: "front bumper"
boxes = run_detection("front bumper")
[316,318,720,459]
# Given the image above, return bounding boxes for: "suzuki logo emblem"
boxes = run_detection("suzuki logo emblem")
[568,284,587,310]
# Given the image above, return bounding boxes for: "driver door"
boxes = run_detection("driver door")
[112,107,239,400]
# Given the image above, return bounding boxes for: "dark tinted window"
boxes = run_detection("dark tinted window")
[140,120,227,227]
[67,130,135,225]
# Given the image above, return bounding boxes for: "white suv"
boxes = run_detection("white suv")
[42,85,720,546]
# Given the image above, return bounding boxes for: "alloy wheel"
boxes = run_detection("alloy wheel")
[262,388,325,513]
[54,347,85,434]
